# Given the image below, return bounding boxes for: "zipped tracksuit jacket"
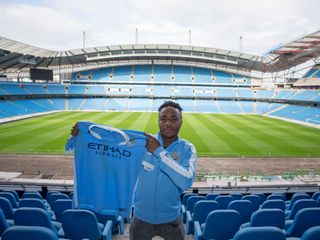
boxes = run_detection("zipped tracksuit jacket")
[133,133,197,224]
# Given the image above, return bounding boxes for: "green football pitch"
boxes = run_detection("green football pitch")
[0,111,319,157]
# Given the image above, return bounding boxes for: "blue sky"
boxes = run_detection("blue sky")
[0,0,319,55]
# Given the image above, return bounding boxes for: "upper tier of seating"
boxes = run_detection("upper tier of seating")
[71,65,252,85]
[1,82,319,103]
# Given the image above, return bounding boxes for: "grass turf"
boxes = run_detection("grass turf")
[0,111,319,157]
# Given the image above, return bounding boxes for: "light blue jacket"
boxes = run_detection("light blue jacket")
[133,133,197,224]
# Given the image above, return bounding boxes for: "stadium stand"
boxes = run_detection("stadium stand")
[0,63,319,126]
[0,31,320,239]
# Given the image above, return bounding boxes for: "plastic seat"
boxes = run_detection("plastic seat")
[233,226,286,240]
[3,191,19,203]
[242,194,261,211]
[205,193,220,200]
[311,191,320,200]
[181,193,197,223]
[69,191,74,199]
[181,193,197,206]
[230,193,243,200]
[51,199,72,222]
[260,199,285,211]
[285,199,318,220]
[47,193,69,209]
[0,209,9,235]
[185,195,206,215]
[286,208,320,238]
[253,193,266,204]
[0,197,15,223]
[301,226,320,240]
[286,193,310,210]
[2,226,58,240]
[266,193,286,201]
[241,208,285,230]
[94,211,125,235]
[22,191,43,200]
[215,195,234,209]
[14,207,61,234]
[19,198,49,210]
[0,193,18,208]
[228,200,254,224]
[19,198,55,218]
[194,209,241,240]
[59,209,112,240]
[186,200,220,235]
[46,191,61,200]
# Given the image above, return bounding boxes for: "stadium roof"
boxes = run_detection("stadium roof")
[263,29,320,72]
[0,29,319,78]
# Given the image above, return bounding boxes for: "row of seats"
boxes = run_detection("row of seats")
[182,192,320,239]
[0,190,123,239]
[2,189,320,239]
[1,82,319,102]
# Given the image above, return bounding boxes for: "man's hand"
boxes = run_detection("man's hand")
[145,133,160,153]
[71,123,79,137]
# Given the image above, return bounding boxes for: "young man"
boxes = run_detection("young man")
[129,101,197,240]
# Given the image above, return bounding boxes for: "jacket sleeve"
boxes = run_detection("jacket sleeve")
[153,143,197,191]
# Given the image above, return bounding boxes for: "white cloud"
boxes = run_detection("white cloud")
[0,0,319,54]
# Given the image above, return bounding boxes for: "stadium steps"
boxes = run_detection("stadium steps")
[78,99,87,110]
[0,88,9,95]
[236,101,245,113]
[264,104,288,115]
[215,101,222,113]
[32,100,53,111]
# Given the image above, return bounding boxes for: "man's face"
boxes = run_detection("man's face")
[158,106,182,139]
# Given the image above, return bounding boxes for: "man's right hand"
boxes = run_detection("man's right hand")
[71,123,79,137]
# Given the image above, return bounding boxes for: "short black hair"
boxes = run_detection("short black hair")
[158,101,183,113]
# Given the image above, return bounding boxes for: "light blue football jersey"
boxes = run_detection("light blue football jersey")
[66,121,147,218]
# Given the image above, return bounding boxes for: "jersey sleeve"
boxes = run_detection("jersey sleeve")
[65,136,75,153]
[152,142,197,191]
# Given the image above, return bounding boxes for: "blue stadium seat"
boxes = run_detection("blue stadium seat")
[285,199,318,220]
[233,226,286,240]
[59,209,112,240]
[0,193,18,208]
[0,209,9,235]
[14,207,61,234]
[260,199,285,211]
[230,193,243,200]
[2,226,58,240]
[183,195,206,223]
[286,208,320,238]
[185,200,220,235]
[51,199,72,222]
[0,197,15,224]
[228,200,255,224]
[242,195,261,211]
[205,193,220,200]
[181,193,197,223]
[47,193,69,209]
[266,193,286,201]
[286,193,310,210]
[194,209,241,240]
[301,226,320,240]
[19,198,54,218]
[215,195,234,209]
[241,208,285,230]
